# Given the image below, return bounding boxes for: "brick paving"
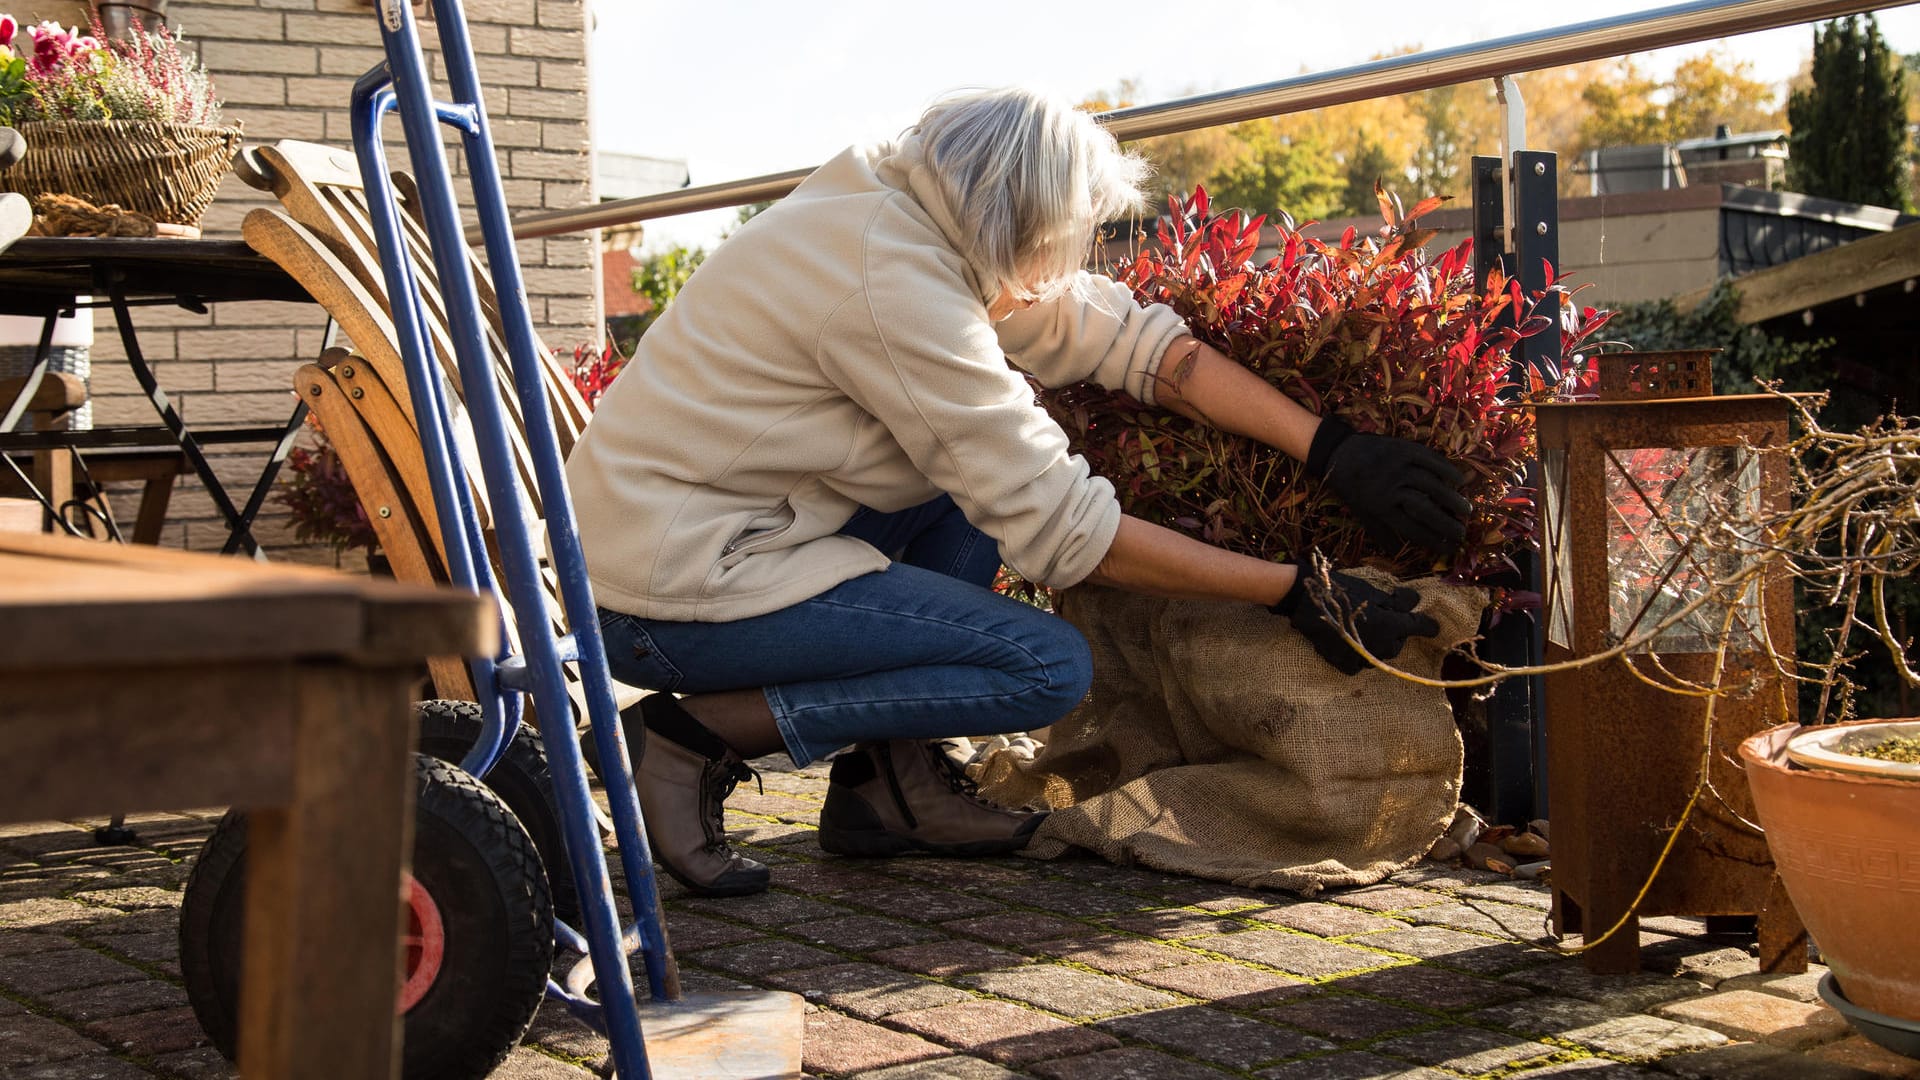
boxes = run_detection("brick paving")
[3,770,1920,1080]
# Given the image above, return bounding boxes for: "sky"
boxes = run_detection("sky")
[587,2,1920,250]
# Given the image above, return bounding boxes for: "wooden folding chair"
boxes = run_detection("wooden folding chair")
[237,140,637,720]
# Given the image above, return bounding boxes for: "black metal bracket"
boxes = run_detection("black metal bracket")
[1469,150,1559,825]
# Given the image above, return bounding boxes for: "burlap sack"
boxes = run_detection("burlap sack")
[976,572,1485,895]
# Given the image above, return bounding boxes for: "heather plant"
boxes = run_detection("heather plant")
[1045,186,1609,596]
[0,15,220,125]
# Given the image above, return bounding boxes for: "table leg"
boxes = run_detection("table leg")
[236,663,418,1080]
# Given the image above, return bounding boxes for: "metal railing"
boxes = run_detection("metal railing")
[496,0,1912,242]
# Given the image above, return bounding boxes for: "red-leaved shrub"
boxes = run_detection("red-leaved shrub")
[1043,186,1609,593]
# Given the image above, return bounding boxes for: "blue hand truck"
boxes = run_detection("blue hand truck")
[177,0,803,1075]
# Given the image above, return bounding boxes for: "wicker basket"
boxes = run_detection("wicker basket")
[0,119,244,228]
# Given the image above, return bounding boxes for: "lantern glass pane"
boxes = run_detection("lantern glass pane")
[1542,448,1573,649]
[1604,445,1762,653]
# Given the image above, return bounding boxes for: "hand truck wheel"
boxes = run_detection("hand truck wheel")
[180,754,555,1080]
[414,698,580,926]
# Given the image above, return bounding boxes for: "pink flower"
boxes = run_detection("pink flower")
[0,15,17,46]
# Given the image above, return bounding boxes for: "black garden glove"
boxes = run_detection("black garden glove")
[1306,417,1472,558]
[1272,565,1441,675]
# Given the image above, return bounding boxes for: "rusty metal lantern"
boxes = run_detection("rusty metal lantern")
[1534,351,1807,974]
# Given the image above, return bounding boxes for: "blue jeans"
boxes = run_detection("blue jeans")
[595,495,1093,766]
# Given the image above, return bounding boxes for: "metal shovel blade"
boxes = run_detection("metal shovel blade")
[633,989,807,1079]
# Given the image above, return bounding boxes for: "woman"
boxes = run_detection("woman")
[567,87,1470,897]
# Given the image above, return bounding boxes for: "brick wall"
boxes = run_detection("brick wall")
[84,0,598,565]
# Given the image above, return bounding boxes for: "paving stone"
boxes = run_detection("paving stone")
[1317,884,1455,913]
[0,899,111,934]
[799,1008,947,1075]
[676,891,850,928]
[1455,881,1556,910]
[767,963,972,1021]
[0,1055,157,1078]
[1028,1045,1235,1079]
[82,1007,207,1056]
[1332,963,1530,1010]
[1506,963,1711,1010]
[788,915,944,951]
[1130,962,1311,1006]
[725,791,823,819]
[1719,969,1828,1004]
[1369,1025,1563,1074]
[659,911,763,953]
[64,888,181,912]
[485,1046,596,1077]
[1101,910,1246,939]
[1186,930,1399,979]
[766,861,897,898]
[0,1012,109,1067]
[974,880,1149,918]
[1507,1061,1668,1078]
[1029,936,1193,975]
[1352,925,1552,975]
[521,1006,611,1064]
[78,910,178,939]
[43,980,189,1022]
[0,949,147,996]
[1259,994,1436,1041]
[1097,1005,1335,1070]
[728,820,815,844]
[1251,903,1407,937]
[682,939,842,976]
[1807,1035,1920,1078]
[852,885,1007,923]
[146,1045,233,1080]
[1253,1050,1455,1079]
[1401,900,1556,941]
[959,963,1175,1020]
[1391,864,1509,890]
[1653,1041,1883,1079]
[1188,891,1277,913]
[89,932,179,976]
[0,936,70,960]
[850,1055,1022,1079]
[869,940,1028,978]
[1470,997,1729,1058]
[1654,988,1853,1049]
[942,913,1095,946]
[880,861,1030,890]
[1638,940,1759,984]
[886,1000,1120,1068]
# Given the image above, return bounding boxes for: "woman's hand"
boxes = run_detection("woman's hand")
[1305,418,1472,558]
[1271,566,1441,675]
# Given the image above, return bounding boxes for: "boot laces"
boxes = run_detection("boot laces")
[699,757,763,854]
[925,741,988,801]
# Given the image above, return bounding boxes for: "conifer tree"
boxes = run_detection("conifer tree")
[1786,14,1911,208]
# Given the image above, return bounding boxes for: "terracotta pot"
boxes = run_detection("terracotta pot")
[1740,721,1920,1021]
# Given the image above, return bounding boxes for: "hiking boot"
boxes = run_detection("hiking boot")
[818,739,1046,857]
[632,694,769,897]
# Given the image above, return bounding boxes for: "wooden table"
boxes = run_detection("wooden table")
[0,533,496,1079]
[0,237,315,552]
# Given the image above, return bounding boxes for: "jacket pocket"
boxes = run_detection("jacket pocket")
[717,505,798,567]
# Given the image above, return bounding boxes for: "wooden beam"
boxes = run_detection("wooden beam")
[1672,223,1920,325]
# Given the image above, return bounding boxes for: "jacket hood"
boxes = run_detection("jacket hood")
[871,134,994,307]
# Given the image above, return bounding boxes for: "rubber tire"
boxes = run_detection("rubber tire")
[414,699,580,925]
[179,755,555,1080]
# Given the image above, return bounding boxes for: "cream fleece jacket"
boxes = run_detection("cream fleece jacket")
[566,135,1188,622]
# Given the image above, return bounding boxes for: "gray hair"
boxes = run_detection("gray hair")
[910,87,1151,306]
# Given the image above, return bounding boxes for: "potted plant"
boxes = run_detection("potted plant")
[974,188,1607,893]
[0,12,238,231]
[1730,403,1920,1057]
[276,417,381,569]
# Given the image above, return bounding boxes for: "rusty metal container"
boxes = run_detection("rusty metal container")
[1535,393,1805,974]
